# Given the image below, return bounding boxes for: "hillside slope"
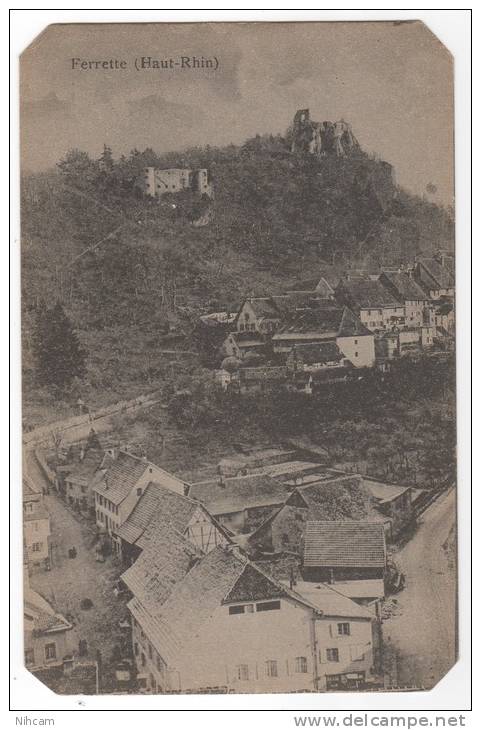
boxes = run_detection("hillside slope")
[21,133,454,418]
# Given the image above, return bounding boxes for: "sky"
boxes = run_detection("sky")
[20,21,454,205]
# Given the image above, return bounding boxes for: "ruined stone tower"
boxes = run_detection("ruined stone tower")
[291,109,359,157]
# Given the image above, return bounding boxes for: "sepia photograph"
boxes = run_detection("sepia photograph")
[18,18,459,699]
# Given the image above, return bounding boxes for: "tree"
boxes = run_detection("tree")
[33,303,87,389]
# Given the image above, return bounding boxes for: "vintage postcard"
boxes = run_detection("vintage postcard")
[20,21,456,695]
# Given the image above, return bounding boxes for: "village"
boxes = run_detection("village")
[208,255,455,394]
[20,94,457,697]
[22,249,455,696]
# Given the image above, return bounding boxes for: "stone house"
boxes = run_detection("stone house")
[24,578,73,672]
[272,303,375,369]
[126,544,382,693]
[335,279,406,332]
[114,482,230,565]
[23,477,50,566]
[92,451,187,554]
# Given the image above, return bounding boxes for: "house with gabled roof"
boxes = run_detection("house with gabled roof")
[379,271,432,329]
[413,257,455,300]
[114,482,230,565]
[24,577,73,672]
[286,341,349,372]
[335,278,406,332]
[234,297,284,336]
[303,521,387,585]
[186,474,293,534]
[272,303,375,368]
[63,448,105,514]
[285,276,336,298]
[126,544,382,694]
[92,451,187,554]
[222,331,268,361]
[248,474,389,560]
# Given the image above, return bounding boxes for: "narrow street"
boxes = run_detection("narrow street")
[383,488,457,689]
[27,451,131,692]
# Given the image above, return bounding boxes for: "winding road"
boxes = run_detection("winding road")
[383,487,457,689]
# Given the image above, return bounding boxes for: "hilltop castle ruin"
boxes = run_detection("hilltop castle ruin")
[141,167,213,199]
[291,109,359,157]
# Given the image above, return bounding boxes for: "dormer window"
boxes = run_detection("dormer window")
[137,487,142,497]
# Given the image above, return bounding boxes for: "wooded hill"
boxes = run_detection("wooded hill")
[21,133,454,417]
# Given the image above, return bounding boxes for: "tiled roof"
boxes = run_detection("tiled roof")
[288,475,376,521]
[24,586,72,634]
[339,279,401,308]
[92,451,149,505]
[229,332,265,347]
[303,521,386,568]
[121,522,198,610]
[128,547,247,664]
[289,581,375,619]
[418,258,455,290]
[246,297,281,319]
[187,474,291,516]
[291,341,344,365]
[116,482,199,546]
[380,272,428,302]
[273,305,371,340]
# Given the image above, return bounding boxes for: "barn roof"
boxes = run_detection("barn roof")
[303,521,386,568]
[418,258,455,290]
[339,279,401,309]
[380,272,428,302]
[92,451,150,505]
[187,474,291,516]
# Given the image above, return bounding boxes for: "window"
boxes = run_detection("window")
[295,656,308,673]
[148,643,153,660]
[265,660,278,678]
[337,622,350,636]
[229,605,245,615]
[32,542,43,552]
[33,522,39,531]
[256,600,281,612]
[141,652,146,667]
[326,648,339,662]
[354,352,358,358]
[25,648,34,665]
[45,643,56,660]
[156,655,162,671]
[134,642,139,656]
[237,664,249,681]
[137,487,143,497]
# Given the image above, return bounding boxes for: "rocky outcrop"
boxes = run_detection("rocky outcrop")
[291,109,359,157]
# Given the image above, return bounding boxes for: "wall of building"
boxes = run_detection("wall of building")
[337,335,375,368]
[175,597,316,693]
[359,306,406,332]
[314,616,378,690]
[25,629,72,671]
[24,517,50,563]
